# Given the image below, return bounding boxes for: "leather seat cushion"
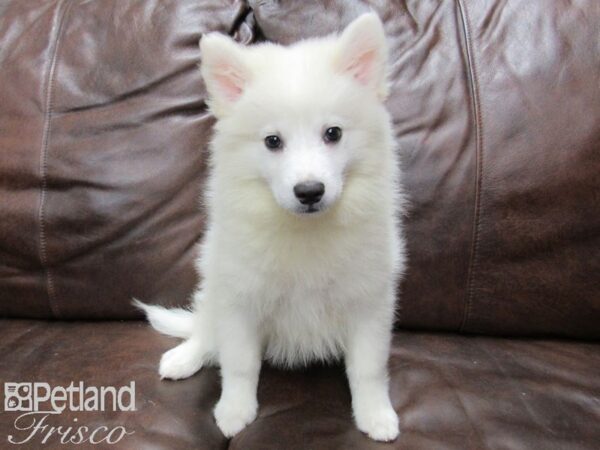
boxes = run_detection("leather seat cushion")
[1,320,598,449]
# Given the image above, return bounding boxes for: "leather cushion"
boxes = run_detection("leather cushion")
[0,0,252,319]
[250,0,600,338]
[1,0,599,338]
[0,320,598,449]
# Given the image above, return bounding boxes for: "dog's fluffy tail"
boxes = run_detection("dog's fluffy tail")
[133,299,194,339]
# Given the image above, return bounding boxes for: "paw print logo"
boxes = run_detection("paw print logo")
[4,383,33,412]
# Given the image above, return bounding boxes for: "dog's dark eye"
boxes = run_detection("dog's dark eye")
[324,126,342,144]
[264,135,283,150]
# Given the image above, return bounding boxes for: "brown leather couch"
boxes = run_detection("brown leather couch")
[1,1,599,449]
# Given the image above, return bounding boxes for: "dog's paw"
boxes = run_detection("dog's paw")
[214,397,258,438]
[355,404,400,442]
[159,342,204,380]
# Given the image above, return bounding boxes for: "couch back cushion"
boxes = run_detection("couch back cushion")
[1,0,598,339]
[251,0,600,339]
[0,0,252,318]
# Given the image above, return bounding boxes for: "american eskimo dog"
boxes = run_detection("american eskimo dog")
[136,12,406,441]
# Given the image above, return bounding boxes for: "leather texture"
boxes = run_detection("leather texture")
[0,2,599,447]
[250,0,600,337]
[1,0,599,338]
[0,0,252,319]
[1,0,598,338]
[1,320,599,450]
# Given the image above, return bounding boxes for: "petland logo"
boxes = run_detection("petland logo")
[3,381,135,445]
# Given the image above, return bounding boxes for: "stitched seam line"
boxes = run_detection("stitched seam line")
[38,0,71,318]
[456,0,484,333]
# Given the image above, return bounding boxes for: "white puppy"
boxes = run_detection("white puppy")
[136,12,406,442]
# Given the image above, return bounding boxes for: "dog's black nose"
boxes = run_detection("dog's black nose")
[294,181,325,205]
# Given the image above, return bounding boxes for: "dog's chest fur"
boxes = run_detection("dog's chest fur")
[261,280,349,366]
[208,214,395,367]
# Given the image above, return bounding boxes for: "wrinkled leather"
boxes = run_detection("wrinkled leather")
[0,0,252,319]
[250,0,600,337]
[0,320,598,450]
[454,1,600,338]
[2,2,599,449]
[1,0,598,338]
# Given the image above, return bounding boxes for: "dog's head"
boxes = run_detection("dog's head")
[201,13,390,217]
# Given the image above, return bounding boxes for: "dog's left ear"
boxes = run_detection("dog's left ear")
[335,13,388,100]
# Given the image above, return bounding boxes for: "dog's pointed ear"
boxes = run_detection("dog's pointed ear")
[200,33,250,116]
[335,13,388,99]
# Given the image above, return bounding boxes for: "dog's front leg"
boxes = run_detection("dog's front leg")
[214,306,261,437]
[345,300,399,442]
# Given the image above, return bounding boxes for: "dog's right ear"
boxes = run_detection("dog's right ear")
[200,33,251,117]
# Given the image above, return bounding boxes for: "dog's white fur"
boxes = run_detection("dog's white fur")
[136,13,406,442]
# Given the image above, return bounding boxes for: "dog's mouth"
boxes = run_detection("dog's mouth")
[295,204,325,216]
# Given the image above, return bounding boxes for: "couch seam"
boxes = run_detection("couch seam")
[456,0,484,333]
[37,0,72,318]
